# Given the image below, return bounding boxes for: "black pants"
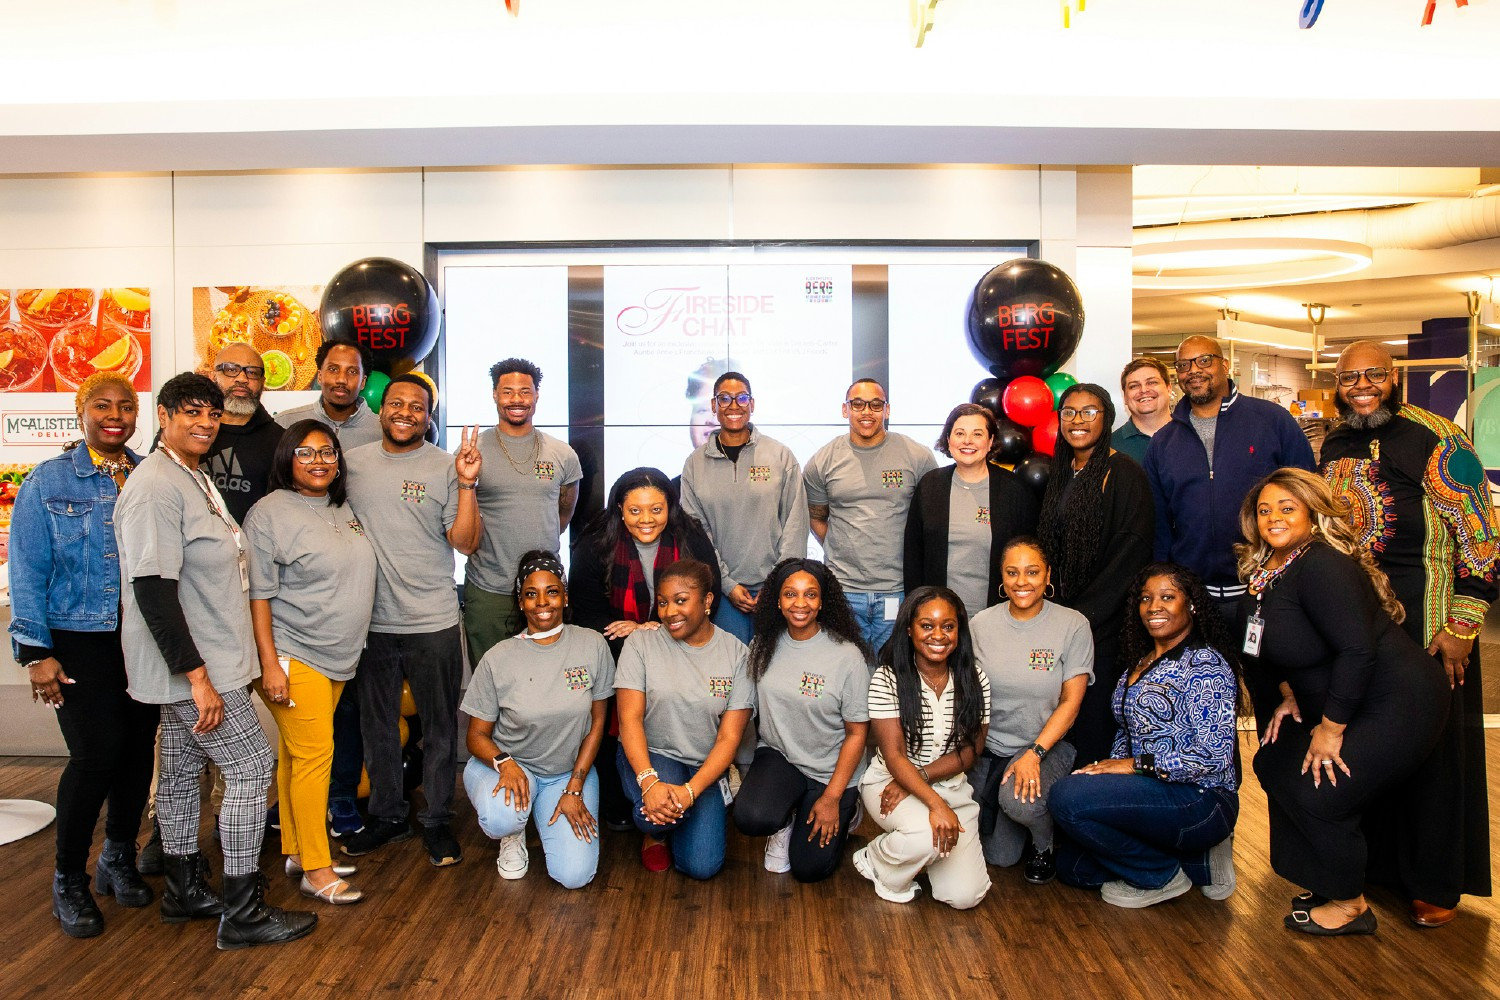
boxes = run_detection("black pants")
[732,746,859,884]
[329,673,363,805]
[50,628,159,874]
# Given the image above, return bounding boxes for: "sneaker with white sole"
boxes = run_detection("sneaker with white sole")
[1101,868,1193,909]
[764,822,793,874]
[495,833,529,880]
[852,846,919,903]
[1201,834,1236,900]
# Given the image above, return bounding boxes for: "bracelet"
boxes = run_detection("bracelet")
[457,480,478,491]
[562,788,583,798]
[917,764,931,783]
[1442,622,1481,641]
[640,777,661,797]
[684,783,696,804]
[636,767,658,785]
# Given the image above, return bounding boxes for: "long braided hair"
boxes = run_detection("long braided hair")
[1037,383,1117,605]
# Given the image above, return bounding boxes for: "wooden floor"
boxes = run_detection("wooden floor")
[2,734,1497,1000]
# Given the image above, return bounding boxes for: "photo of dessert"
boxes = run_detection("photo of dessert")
[193,285,324,391]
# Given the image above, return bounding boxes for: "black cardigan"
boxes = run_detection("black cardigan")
[1056,451,1156,637]
[903,463,1039,610]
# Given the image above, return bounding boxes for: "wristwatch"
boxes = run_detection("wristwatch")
[491,753,513,773]
[1133,752,1164,779]
[1028,743,1048,761]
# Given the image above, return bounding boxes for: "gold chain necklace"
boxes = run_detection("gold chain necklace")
[296,492,342,534]
[493,426,539,476]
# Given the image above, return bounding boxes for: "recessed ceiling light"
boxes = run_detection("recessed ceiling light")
[1383,339,1408,346]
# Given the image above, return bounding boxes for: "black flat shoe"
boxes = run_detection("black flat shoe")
[1284,906,1377,936]
[1291,891,1329,913]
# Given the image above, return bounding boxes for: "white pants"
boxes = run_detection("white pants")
[860,776,990,910]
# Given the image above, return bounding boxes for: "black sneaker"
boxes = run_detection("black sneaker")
[421,823,463,868]
[1023,846,1056,885]
[339,817,413,857]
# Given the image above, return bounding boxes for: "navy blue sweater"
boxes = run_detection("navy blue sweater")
[1144,383,1315,598]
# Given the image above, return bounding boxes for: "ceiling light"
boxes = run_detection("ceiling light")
[1383,339,1409,345]
[1133,238,1374,291]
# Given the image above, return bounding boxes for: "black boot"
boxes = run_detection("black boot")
[216,871,317,951]
[137,821,164,876]
[160,852,225,924]
[95,839,154,907]
[52,870,104,938]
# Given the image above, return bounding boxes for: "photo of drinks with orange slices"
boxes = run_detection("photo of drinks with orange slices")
[0,287,152,393]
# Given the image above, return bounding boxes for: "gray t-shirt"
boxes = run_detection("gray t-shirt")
[344,442,462,633]
[1190,413,1217,471]
[755,630,870,784]
[635,540,661,602]
[465,428,582,594]
[242,490,378,681]
[275,400,384,450]
[615,625,753,765]
[460,624,615,777]
[946,472,992,617]
[971,601,1095,757]
[804,432,938,592]
[118,452,256,704]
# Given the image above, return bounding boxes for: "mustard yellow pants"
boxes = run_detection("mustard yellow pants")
[254,658,344,872]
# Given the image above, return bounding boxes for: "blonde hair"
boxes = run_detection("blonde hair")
[1234,467,1405,623]
[74,372,139,412]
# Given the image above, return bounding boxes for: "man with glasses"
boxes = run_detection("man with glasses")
[275,341,383,450]
[1144,336,1314,614]
[1321,339,1496,929]
[680,371,809,644]
[179,343,285,525]
[1114,357,1174,465]
[804,378,936,652]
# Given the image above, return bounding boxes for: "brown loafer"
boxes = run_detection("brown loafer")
[1410,900,1457,928]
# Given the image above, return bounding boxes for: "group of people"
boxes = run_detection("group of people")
[10,331,1492,949]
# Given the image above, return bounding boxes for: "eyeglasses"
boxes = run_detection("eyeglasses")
[1059,406,1103,422]
[846,399,887,413]
[1334,366,1391,387]
[292,446,339,463]
[215,361,265,380]
[1172,354,1223,374]
[714,392,753,407]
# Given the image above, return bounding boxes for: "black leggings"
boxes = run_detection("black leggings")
[50,628,159,874]
[733,746,859,883]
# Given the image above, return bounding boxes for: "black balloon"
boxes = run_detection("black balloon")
[970,376,1007,416]
[993,416,1031,464]
[965,258,1084,381]
[1014,453,1051,493]
[320,257,442,375]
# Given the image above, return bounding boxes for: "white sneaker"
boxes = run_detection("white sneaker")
[1201,834,1236,900]
[764,822,793,874]
[852,846,919,903]
[495,833,529,880]
[1100,868,1192,909]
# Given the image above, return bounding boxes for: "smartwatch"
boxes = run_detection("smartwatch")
[491,753,513,773]
[1028,743,1048,761]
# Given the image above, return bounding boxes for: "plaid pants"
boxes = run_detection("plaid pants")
[157,685,274,877]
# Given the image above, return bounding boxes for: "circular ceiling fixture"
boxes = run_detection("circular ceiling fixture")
[1133,238,1374,291]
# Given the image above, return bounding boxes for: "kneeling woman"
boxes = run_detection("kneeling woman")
[461,551,613,889]
[969,538,1093,885]
[854,586,991,909]
[734,558,870,882]
[616,558,752,879]
[1048,564,1239,908]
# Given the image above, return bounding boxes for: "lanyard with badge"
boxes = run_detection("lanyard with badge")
[1243,540,1314,656]
[159,445,250,593]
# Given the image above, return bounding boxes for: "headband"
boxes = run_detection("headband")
[515,553,567,595]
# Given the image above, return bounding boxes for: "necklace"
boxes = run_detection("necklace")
[1248,539,1314,596]
[296,492,342,534]
[493,427,539,476]
[89,448,134,484]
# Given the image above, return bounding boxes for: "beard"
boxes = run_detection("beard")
[1335,393,1399,430]
[1185,384,1217,407]
[223,394,257,418]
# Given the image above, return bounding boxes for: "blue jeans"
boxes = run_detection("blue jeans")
[714,590,758,645]
[615,746,728,880]
[1048,773,1237,890]
[462,757,600,889]
[843,590,903,658]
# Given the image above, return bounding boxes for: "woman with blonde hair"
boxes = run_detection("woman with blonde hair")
[1235,467,1449,936]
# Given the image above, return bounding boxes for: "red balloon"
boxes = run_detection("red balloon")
[1032,412,1060,456]
[1002,376,1055,428]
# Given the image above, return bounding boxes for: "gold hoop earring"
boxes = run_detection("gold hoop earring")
[1044,583,1055,599]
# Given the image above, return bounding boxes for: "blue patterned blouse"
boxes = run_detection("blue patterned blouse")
[1110,639,1239,791]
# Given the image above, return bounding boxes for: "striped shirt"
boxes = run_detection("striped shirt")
[861,664,990,791]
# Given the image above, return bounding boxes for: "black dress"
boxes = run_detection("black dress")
[1241,542,1449,900]
[1049,451,1155,765]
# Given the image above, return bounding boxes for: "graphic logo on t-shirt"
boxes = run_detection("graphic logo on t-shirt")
[708,676,733,698]
[534,461,556,481]
[748,466,771,483]
[401,480,427,504]
[1029,648,1056,671]
[347,517,366,536]
[800,672,826,698]
[563,667,591,691]
[881,469,906,489]
[975,506,991,525]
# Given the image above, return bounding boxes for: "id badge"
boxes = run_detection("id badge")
[719,776,734,805]
[1243,614,1264,656]
[238,549,250,594]
[883,597,900,621]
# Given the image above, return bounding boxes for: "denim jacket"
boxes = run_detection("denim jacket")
[8,442,140,655]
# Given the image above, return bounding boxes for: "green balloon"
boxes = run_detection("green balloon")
[1044,371,1078,408]
[361,370,392,414]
